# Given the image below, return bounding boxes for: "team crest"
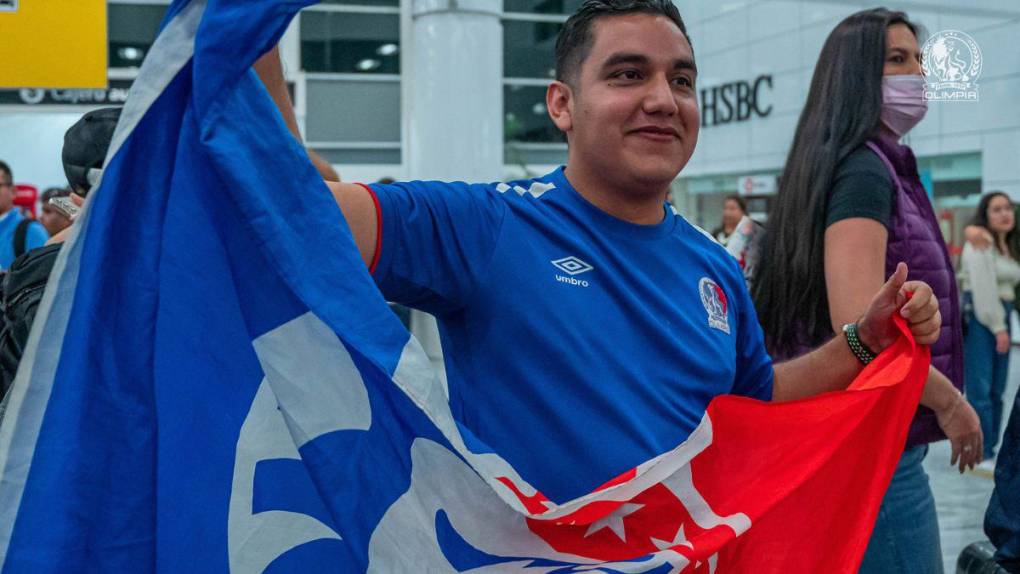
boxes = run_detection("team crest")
[699,277,730,334]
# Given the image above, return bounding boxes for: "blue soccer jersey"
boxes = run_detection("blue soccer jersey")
[368,167,773,502]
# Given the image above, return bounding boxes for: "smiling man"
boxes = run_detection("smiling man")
[259,0,943,504]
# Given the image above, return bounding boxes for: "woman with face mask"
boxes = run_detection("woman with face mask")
[961,193,1020,470]
[751,9,983,573]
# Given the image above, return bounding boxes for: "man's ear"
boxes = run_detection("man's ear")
[547,80,574,133]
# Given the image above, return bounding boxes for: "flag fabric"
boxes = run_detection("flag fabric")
[0,1,929,572]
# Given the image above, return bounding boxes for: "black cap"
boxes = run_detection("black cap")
[62,107,121,197]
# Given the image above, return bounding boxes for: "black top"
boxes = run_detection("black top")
[825,147,895,228]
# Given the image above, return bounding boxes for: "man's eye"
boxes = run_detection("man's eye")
[673,77,693,88]
[614,70,641,80]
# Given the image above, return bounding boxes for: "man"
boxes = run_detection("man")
[0,110,122,405]
[0,161,48,269]
[259,0,946,503]
[39,187,74,237]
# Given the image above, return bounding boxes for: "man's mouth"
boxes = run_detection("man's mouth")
[631,126,681,141]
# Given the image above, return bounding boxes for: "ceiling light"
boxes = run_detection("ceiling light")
[356,58,381,71]
[118,46,143,61]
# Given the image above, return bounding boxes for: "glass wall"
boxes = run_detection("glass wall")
[502,6,568,167]
[108,3,164,69]
[105,0,578,169]
[300,4,401,165]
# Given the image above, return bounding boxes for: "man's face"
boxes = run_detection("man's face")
[40,202,72,237]
[0,173,14,215]
[558,14,699,191]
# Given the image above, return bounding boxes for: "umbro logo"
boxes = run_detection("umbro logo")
[551,256,594,276]
[552,256,594,288]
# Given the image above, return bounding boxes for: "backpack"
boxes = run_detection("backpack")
[0,244,60,401]
[12,218,33,260]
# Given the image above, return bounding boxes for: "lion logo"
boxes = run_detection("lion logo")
[922,30,982,101]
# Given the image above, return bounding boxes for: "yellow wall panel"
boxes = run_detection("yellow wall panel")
[0,0,107,88]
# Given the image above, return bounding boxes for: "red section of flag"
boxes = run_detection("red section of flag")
[512,315,928,572]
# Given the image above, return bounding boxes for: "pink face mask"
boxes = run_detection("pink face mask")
[881,75,928,137]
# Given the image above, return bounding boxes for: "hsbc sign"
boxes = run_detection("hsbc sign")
[699,74,773,127]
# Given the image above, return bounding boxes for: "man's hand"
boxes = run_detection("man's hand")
[996,330,1011,354]
[855,262,941,352]
[45,193,84,246]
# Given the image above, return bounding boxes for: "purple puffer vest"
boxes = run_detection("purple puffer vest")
[866,137,964,448]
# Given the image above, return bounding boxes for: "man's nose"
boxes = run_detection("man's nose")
[643,75,679,115]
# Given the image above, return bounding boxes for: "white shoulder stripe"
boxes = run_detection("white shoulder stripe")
[680,214,721,245]
[496,181,555,199]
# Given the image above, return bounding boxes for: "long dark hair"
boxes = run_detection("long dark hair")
[751,8,919,356]
[971,191,1020,260]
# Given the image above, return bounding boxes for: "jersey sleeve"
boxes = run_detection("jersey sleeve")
[731,276,774,401]
[368,180,508,316]
[826,149,895,229]
[26,222,48,251]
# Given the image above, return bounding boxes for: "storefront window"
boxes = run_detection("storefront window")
[108,4,166,68]
[300,12,400,74]
[503,20,561,79]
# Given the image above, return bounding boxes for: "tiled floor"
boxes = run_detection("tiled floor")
[927,348,1019,573]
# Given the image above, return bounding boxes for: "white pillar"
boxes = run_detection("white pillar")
[407,0,503,181]
[404,0,504,384]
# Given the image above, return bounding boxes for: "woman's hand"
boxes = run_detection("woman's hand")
[996,330,1011,354]
[936,392,983,473]
[965,225,992,250]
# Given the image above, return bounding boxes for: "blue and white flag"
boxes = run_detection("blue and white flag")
[0,2,934,573]
[0,1,716,572]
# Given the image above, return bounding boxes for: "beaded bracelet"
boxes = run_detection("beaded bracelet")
[843,322,877,365]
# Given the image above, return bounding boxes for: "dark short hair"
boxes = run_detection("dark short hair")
[41,187,72,204]
[63,107,121,195]
[555,0,690,85]
[724,194,747,213]
[0,160,11,185]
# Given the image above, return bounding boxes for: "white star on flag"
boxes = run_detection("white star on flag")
[583,503,644,542]
[650,523,695,551]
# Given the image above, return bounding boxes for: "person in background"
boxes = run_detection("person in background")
[961,191,1020,472]
[751,9,982,573]
[0,161,48,270]
[712,194,763,280]
[39,187,74,237]
[712,194,747,246]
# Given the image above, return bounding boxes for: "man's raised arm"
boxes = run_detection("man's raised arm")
[253,46,378,268]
